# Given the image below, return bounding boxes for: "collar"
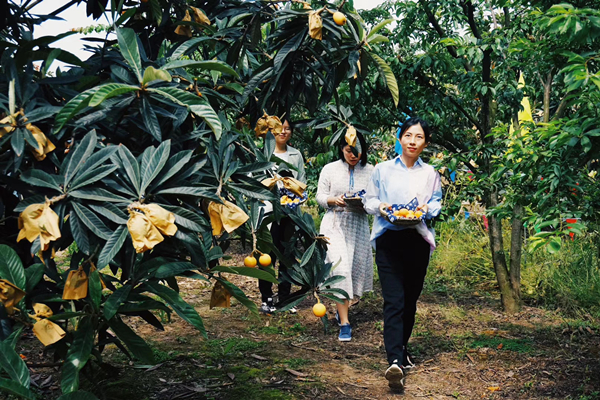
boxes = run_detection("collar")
[394,155,423,169]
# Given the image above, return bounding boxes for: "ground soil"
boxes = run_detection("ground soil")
[13,242,600,400]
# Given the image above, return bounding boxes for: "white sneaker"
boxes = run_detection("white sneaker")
[385,361,404,391]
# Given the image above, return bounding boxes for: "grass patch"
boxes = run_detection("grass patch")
[284,358,314,369]
[468,336,534,353]
[258,322,306,336]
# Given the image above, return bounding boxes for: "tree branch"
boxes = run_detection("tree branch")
[419,0,472,71]
[460,0,482,40]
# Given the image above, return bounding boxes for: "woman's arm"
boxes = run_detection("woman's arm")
[316,165,346,208]
[364,166,385,215]
[425,171,442,219]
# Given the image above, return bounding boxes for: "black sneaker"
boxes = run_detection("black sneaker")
[384,360,404,392]
[260,298,276,314]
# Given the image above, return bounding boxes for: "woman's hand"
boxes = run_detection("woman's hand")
[379,202,391,216]
[417,204,429,216]
[328,195,347,207]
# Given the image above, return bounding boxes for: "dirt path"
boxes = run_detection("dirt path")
[16,248,600,400]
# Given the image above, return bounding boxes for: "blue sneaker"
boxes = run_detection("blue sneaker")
[338,323,352,342]
[335,311,341,326]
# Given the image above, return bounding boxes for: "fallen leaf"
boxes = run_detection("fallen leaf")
[487,386,501,392]
[250,354,268,361]
[497,343,504,350]
[227,373,235,380]
[285,368,308,377]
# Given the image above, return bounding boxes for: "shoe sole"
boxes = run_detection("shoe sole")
[385,368,404,391]
[338,337,351,342]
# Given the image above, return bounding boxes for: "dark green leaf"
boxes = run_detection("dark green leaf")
[149,87,222,139]
[20,169,62,191]
[217,278,258,315]
[54,87,99,132]
[145,282,206,337]
[140,140,170,194]
[70,165,118,190]
[0,378,35,400]
[64,130,97,187]
[154,262,198,279]
[369,53,399,107]
[118,146,141,196]
[69,214,90,255]
[25,264,44,293]
[61,317,94,393]
[0,245,26,290]
[89,204,127,225]
[70,188,129,202]
[0,341,30,388]
[88,83,139,107]
[57,390,100,400]
[88,269,102,312]
[210,266,278,284]
[162,60,239,78]
[116,28,143,83]
[159,204,207,231]
[149,150,194,189]
[71,203,113,240]
[140,96,162,142]
[108,316,155,364]
[104,285,132,321]
[11,128,24,156]
[97,226,128,268]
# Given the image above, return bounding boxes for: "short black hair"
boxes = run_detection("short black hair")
[282,119,294,133]
[338,129,368,166]
[399,117,431,143]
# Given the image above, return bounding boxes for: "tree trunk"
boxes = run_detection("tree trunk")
[543,71,553,123]
[509,203,523,300]
[487,190,521,313]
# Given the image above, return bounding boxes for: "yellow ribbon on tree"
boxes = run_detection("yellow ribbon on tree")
[308,11,323,40]
[345,125,357,147]
[0,279,26,314]
[209,280,231,309]
[29,303,66,346]
[127,203,177,253]
[255,112,283,138]
[190,6,210,25]
[174,10,193,37]
[208,200,249,236]
[62,266,88,300]
[17,201,61,251]
[261,176,307,197]
[0,111,56,160]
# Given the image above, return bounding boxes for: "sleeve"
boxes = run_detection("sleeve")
[316,165,331,209]
[364,165,381,215]
[296,156,307,184]
[426,170,442,219]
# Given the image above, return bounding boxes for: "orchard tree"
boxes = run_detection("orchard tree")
[0,1,398,398]
[340,0,600,313]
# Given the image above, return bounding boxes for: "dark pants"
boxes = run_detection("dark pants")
[258,217,293,302]
[376,229,431,365]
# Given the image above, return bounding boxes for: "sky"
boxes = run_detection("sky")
[31,0,387,70]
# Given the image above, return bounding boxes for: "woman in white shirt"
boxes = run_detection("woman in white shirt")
[364,117,442,392]
[316,130,374,342]
[258,120,306,313]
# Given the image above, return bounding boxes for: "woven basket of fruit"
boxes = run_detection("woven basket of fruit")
[381,198,424,226]
[279,188,307,209]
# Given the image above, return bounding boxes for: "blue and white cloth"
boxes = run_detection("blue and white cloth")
[364,156,442,250]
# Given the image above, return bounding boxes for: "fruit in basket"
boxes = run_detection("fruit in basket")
[244,256,257,268]
[313,302,326,317]
[406,210,415,218]
[259,254,272,266]
[415,210,423,218]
